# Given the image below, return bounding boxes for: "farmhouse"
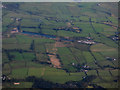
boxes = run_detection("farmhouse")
[2,5,6,8]
[106,57,117,61]
[16,18,22,21]
[14,82,20,85]
[10,17,14,20]
[11,28,19,33]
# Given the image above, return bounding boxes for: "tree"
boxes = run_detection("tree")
[30,40,35,51]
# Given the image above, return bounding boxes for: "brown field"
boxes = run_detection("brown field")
[55,41,66,47]
[48,54,61,68]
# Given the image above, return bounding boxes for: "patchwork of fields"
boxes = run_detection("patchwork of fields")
[2,2,118,88]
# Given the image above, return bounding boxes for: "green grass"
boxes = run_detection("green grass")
[16,35,33,44]
[36,53,48,62]
[2,17,14,26]
[16,34,55,44]
[42,29,57,36]
[92,76,118,88]
[21,19,40,27]
[92,23,104,33]
[43,68,85,84]
[57,30,83,37]
[3,37,17,44]
[97,82,118,88]
[26,61,44,68]
[83,51,95,63]
[28,68,44,78]
[9,52,24,61]
[2,81,33,88]
[28,66,85,84]
[90,33,118,48]
[101,27,117,37]
[79,16,89,21]
[22,28,40,33]
[10,61,25,68]
[98,70,113,80]
[9,52,35,61]
[2,26,8,32]
[23,52,35,61]
[92,23,117,37]
[57,47,77,65]
[10,68,28,79]
[2,52,9,63]
[87,62,98,69]
[70,47,86,64]
[11,82,33,88]
[2,2,118,88]
[90,43,118,58]
[97,60,114,67]
[3,63,11,75]
[34,38,55,44]
[34,44,46,53]
[57,47,78,72]
[92,52,105,61]
[3,43,31,50]
[110,70,118,77]
[87,70,97,76]
[108,16,118,25]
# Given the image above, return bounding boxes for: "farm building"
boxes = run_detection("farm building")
[11,28,19,33]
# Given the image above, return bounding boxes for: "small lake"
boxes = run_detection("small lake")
[21,31,74,42]
[22,31,56,38]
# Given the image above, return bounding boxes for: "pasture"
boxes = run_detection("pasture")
[2,2,118,88]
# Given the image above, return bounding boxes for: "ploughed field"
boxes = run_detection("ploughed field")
[2,2,118,88]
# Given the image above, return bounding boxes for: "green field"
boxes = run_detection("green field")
[2,2,118,88]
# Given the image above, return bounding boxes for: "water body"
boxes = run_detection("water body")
[22,31,56,38]
[22,31,74,42]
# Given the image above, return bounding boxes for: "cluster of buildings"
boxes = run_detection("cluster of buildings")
[11,28,19,34]
[112,33,119,41]
[2,5,6,8]
[112,36,119,41]
[78,40,96,45]
[10,17,22,21]
[106,57,117,61]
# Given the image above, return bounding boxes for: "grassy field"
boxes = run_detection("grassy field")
[57,47,77,66]
[22,28,40,33]
[70,47,86,64]
[83,51,95,63]
[22,52,35,61]
[2,2,118,88]
[2,52,9,63]
[90,43,118,58]
[3,63,11,75]
[28,66,85,84]
[9,68,28,79]
[20,19,40,27]
[36,53,48,62]
[3,43,31,50]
